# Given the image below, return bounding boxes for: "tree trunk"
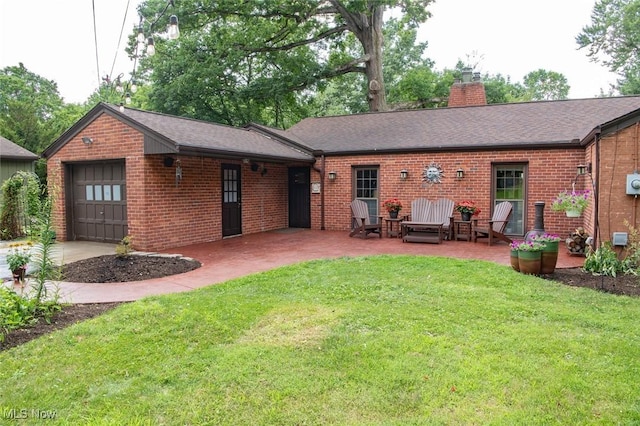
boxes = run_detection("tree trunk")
[360,6,386,112]
[332,1,387,112]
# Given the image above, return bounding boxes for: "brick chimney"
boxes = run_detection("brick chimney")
[447,68,487,107]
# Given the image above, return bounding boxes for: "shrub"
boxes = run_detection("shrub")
[115,236,134,258]
[583,242,638,277]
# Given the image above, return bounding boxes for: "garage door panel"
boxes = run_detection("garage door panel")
[71,162,127,243]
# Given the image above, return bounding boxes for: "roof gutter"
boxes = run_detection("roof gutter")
[316,141,584,157]
[176,146,314,164]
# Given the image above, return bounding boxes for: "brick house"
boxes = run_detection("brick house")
[43,82,640,251]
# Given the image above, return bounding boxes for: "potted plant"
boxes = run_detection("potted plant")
[6,244,32,284]
[512,240,546,275]
[454,200,481,222]
[551,189,590,217]
[382,198,403,218]
[531,233,561,274]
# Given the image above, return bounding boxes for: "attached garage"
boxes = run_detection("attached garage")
[67,161,127,243]
[43,103,315,251]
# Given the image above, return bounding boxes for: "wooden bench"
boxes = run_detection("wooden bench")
[401,198,454,244]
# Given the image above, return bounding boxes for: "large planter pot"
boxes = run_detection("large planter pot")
[565,209,581,218]
[518,250,542,275]
[540,241,559,274]
[510,249,520,272]
[461,212,472,222]
[12,266,26,284]
[389,210,399,219]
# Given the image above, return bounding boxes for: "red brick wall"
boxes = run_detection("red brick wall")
[48,113,289,251]
[596,123,640,244]
[448,82,487,107]
[315,148,586,239]
[50,111,640,250]
[47,113,145,246]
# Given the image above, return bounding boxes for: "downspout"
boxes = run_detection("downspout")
[634,123,640,226]
[593,131,601,248]
[312,151,325,230]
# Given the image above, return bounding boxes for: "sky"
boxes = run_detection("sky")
[0,0,619,104]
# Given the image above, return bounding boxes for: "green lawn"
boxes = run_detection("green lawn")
[1,255,639,424]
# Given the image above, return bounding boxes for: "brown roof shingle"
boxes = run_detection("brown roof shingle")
[284,96,640,154]
[0,136,38,160]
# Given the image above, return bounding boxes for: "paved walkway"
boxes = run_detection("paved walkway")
[2,229,585,304]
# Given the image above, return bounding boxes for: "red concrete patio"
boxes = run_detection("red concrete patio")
[55,229,585,304]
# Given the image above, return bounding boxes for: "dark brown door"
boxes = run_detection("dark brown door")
[71,162,127,242]
[288,167,311,228]
[222,164,242,237]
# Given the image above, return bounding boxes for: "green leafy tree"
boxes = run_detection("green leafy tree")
[311,17,435,115]
[134,0,435,126]
[482,73,528,104]
[0,64,65,154]
[522,69,570,101]
[576,0,640,94]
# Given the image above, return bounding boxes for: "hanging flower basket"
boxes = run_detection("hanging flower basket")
[565,209,581,218]
[551,190,590,216]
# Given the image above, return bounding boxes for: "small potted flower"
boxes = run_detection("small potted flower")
[382,198,403,218]
[512,240,545,275]
[454,200,481,222]
[551,189,590,217]
[6,243,32,284]
[531,233,561,274]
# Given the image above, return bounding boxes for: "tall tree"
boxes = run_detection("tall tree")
[0,64,65,153]
[576,0,640,94]
[134,0,434,126]
[522,69,570,101]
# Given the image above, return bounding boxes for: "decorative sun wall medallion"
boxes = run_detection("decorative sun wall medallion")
[422,162,444,184]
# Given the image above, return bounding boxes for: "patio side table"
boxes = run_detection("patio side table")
[385,218,403,238]
[453,220,473,241]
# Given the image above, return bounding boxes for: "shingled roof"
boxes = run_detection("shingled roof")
[43,96,640,161]
[283,96,640,154]
[0,136,38,160]
[44,103,314,162]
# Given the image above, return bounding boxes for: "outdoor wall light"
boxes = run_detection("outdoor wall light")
[456,168,465,179]
[328,171,337,181]
[577,163,592,175]
[82,137,93,145]
[163,156,175,167]
[577,164,586,175]
[400,169,408,180]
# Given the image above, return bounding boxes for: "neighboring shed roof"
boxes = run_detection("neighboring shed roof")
[0,136,39,160]
[44,103,315,162]
[284,96,640,154]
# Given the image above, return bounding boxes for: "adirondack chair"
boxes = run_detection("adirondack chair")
[471,201,513,246]
[431,198,455,240]
[349,199,382,239]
